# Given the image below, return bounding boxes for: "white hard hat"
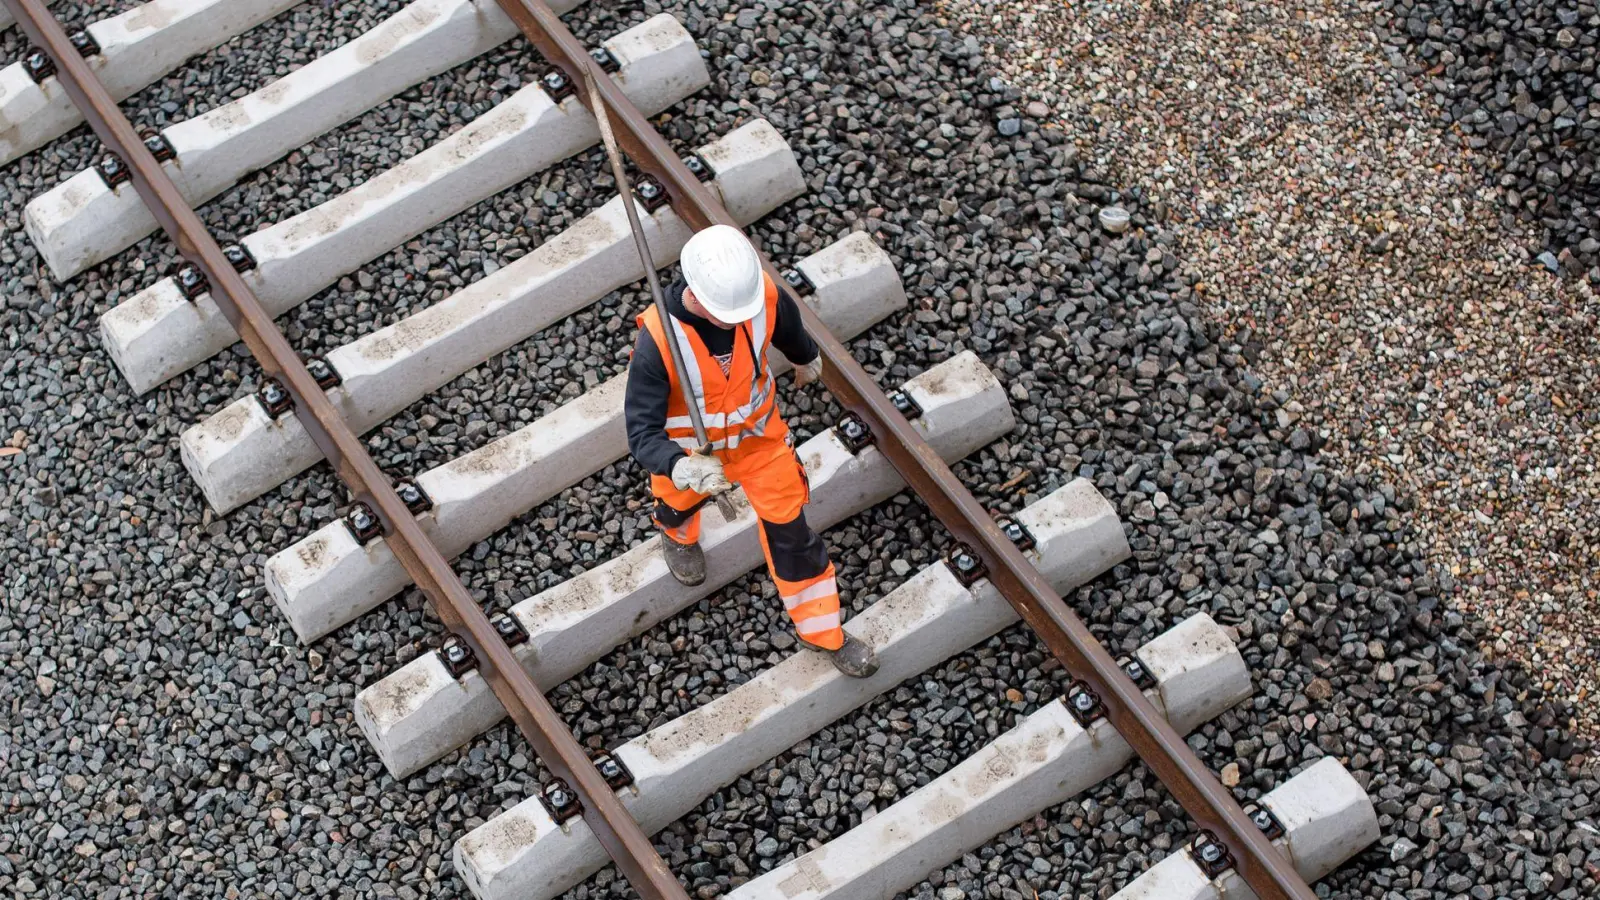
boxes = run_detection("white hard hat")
[680,224,765,323]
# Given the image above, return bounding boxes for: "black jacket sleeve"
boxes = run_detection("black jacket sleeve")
[770,286,819,367]
[625,330,688,478]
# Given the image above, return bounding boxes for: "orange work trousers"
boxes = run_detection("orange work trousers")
[651,433,844,650]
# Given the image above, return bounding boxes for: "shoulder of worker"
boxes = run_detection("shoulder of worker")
[771,277,801,315]
[633,279,690,350]
[624,330,672,429]
[629,325,666,375]
[770,279,819,362]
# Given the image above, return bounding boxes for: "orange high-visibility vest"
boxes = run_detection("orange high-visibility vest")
[638,274,787,453]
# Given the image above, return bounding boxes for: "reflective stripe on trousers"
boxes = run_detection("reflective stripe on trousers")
[654,509,701,547]
[650,433,844,650]
[772,567,843,646]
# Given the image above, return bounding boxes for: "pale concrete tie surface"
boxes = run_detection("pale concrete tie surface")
[23,0,589,277]
[0,0,302,170]
[96,12,703,394]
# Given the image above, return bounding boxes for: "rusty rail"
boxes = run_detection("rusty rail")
[489,2,1319,897]
[1,1,689,898]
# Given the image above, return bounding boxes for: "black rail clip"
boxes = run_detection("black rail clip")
[540,779,582,825]
[174,264,209,301]
[1065,680,1104,727]
[781,266,815,296]
[634,175,670,213]
[306,356,342,391]
[439,635,477,678]
[682,152,714,182]
[23,48,55,83]
[256,378,293,418]
[97,154,132,189]
[222,243,256,273]
[491,610,529,648]
[539,66,574,102]
[589,46,620,73]
[344,502,383,544]
[1244,803,1285,841]
[887,389,922,420]
[1118,655,1156,691]
[996,517,1035,551]
[945,543,985,587]
[143,130,176,163]
[69,30,101,57]
[836,412,872,453]
[594,752,634,790]
[394,479,430,515]
[1191,830,1234,878]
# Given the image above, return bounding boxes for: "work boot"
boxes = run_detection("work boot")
[801,634,879,678]
[659,533,706,586]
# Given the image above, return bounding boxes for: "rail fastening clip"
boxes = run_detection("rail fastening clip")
[344,502,383,544]
[1065,680,1105,727]
[305,357,342,391]
[1118,655,1156,691]
[222,243,256,273]
[97,154,132,189]
[594,753,634,791]
[945,542,986,587]
[439,635,477,678]
[142,130,176,163]
[23,48,54,83]
[490,611,529,648]
[540,780,582,825]
[539,66,575,102]
[1191,830,1235,878]
[589,46,620,73]
[634,175,671,213]
[1244,803,1286,841]
[256,378,293,418]
[836,412,873,453]
[394,479,431,515]
[682,152,714,183]
[781,266,815,296]
[174,264,209,301]
[995,516,1035,551]
[887,389,922,420]
[68,30,100,57]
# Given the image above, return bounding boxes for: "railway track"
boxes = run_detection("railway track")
[3,0,1384,897]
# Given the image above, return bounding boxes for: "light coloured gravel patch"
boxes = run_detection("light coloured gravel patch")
[946,0,1600,732]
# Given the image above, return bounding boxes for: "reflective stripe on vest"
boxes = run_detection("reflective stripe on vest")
[639,274,783,452]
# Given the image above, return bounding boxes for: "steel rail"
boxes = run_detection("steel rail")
[489,2,1320,897]
[1,2,689,897]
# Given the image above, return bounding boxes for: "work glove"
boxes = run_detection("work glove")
[794,355,824,388]
[671,452,731,495]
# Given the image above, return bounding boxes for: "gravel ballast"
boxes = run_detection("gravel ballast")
[1,1,1597,899]
[952,0,1600,737]
[1373,0,1600,277]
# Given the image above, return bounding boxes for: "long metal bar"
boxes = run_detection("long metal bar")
[583,70,740,522]
[2,2,688,897]
[489,2,1320,897]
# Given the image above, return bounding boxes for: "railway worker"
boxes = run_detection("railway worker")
[624,224,878,678]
